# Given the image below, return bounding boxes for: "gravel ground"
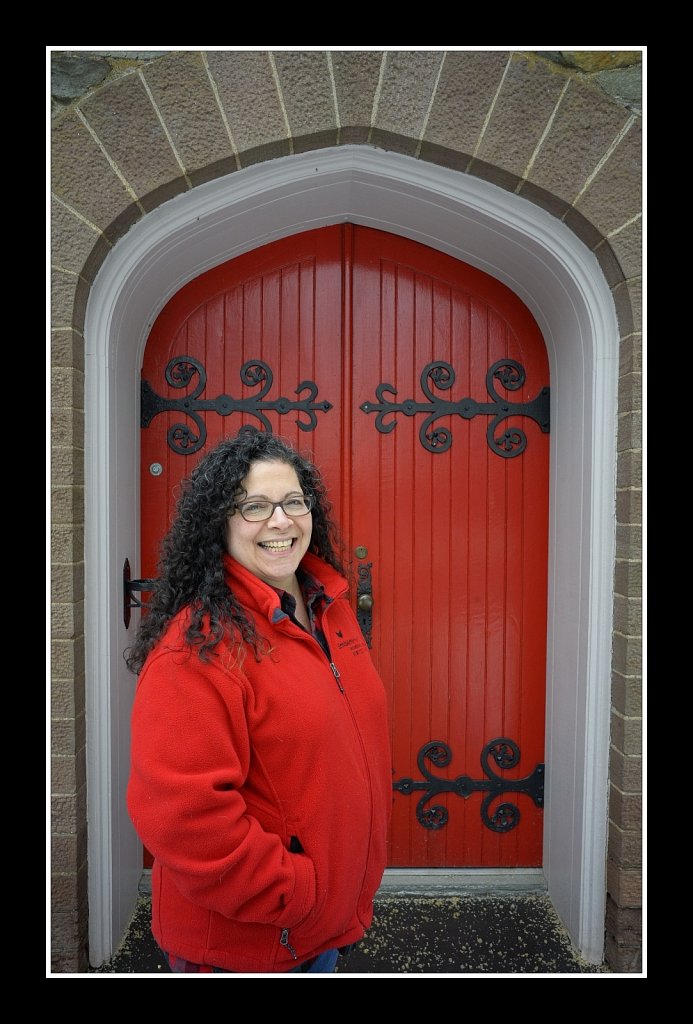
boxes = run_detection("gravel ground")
[93,891,609,976]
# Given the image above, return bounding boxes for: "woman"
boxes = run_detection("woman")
[126,428,392,974]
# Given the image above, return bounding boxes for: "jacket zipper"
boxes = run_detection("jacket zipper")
[329,661,344,693]
[280,928,298,959]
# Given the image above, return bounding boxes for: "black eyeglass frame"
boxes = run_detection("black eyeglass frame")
[232,495,314,522]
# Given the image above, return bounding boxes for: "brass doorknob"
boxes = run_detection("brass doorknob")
[358,593,374,611]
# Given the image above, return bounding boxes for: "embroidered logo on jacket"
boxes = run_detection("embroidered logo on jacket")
[335,636,368,656]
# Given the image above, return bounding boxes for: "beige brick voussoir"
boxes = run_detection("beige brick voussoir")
[143,51,236,180]
[51,111,135,231]
[206,50,289,158]
[79,72,183,201]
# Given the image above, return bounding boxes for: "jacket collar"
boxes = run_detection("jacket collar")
[223,550,347,623]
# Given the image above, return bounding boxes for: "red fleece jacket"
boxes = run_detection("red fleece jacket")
[127,552,392,973]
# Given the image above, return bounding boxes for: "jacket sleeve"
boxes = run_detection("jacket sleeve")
[126,646,316,929]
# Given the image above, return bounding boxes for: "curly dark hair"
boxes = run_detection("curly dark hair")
[125,428,345,674]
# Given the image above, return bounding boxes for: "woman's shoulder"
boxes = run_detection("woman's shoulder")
[139,607,246,683]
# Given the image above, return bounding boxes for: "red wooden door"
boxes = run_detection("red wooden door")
[139,224,549,869]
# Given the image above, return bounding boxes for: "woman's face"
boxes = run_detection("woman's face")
[225,459,313,590]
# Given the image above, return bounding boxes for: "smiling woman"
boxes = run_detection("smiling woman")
[125,428,393,974]
[226,462,313,596]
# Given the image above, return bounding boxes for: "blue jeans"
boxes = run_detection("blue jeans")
[288,948,339,973]
[211,949,339,974]
[165,946,339,974]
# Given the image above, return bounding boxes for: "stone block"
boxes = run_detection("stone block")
[592,238,625,289]
[515,179,571,220]
[52,862,88,913]
[51,784,87,834]
[51,111,135,231]
[609,747,641,792]
[51,407,85,452]
[51,269,86,332]
[610,709,642,756]
[424,50,509,157]
[595,68,642,111]
[417,139,475,176]
[611,671,642,715]
[612,634,642,678]
[51,909,84,949]
[368,127,419,156]
[617,370,641,414]
[188,155,240,188]
[605,897,642,942]
[608,217,642,281]
[466,156,522,193]
[608,820,642,868]
[293,129,340,154]
[51,713,86,756]
[606,860,641,907]
[51,636,86,679]
[604,934,642,974]
[608,786,642,833]
[575,118,642,237]
[616,448,642,489]
[619,332,642,375]
[476,54,568,179]
[560,52,642,73]
[80,72,182,199]
[613,593,641,636]
[52,445,84,486]
[617,410,642,453]
[50,198,101,277]
[206,51,288,157]
[614,557,642,599]
[561,205,606,251]
[51,486,85,525]
[528,76,630,204]
[81,231,116,286]
[51,672,85,719]
[272,51,337,140]
[51,52,110,101]
[331,51,384,129]
[51,600,85,640]
[51,829,88,875]
[374,50,444,140]
[615,522,641,563]
[52,751,87,796]
[50,560,85,602]
[51,366,85,411]
[142,51,234,175]
[616,486,641,525]
[51,524,85,563]
[51,328,85,373]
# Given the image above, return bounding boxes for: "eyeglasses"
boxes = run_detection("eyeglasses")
[233,495,314,522]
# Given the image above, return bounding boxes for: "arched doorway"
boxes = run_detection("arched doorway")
[85,147,617,965]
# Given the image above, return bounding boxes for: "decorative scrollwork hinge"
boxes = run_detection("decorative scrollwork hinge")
[360,360,549,457]
[141,356,333,455]
[392,737,544,832]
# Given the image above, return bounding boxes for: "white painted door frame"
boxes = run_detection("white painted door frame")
[84,146,618,966]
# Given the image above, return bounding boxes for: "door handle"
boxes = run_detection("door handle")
[356,562,373,648]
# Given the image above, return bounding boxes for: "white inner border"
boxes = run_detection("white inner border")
[84,146,618,966]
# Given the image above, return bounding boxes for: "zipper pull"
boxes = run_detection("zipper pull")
[280,928,298,959]
[329,662,344,693]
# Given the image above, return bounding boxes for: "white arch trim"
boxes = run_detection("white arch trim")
[84,146,618,966]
